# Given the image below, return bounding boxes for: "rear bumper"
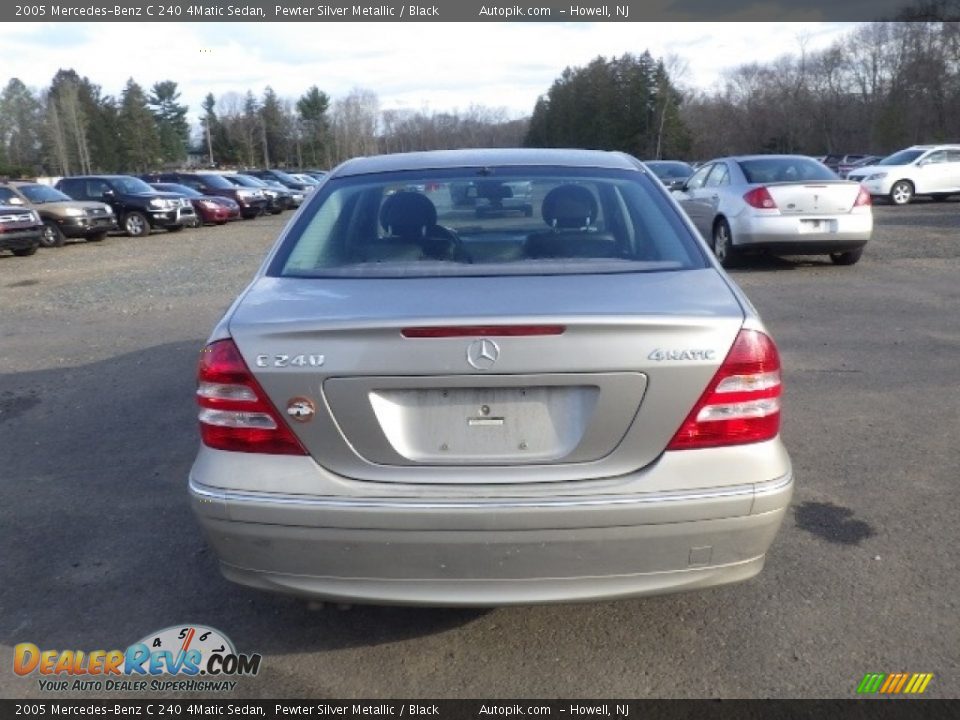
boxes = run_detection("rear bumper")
[189,460,793,606]
[730,212,872,253]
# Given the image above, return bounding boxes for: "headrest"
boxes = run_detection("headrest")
[541,184,597,229]
[380,191,437,237]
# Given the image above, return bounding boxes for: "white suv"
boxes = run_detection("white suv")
[847,144,960,205]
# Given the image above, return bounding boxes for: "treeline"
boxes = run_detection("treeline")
[522,22,960,161]
[682,21,960,158]
[1,70,191,177]
[523,51,691,159]
[0,72,527,177]
[4,20,960,177]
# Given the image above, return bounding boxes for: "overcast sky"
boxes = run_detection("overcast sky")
[5,22,855,121]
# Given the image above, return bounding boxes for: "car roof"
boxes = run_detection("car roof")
[60,175,139,180]
[2,180,44,187]
[332,148,640,178]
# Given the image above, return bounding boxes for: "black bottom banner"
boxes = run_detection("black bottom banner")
[2,700,957,719]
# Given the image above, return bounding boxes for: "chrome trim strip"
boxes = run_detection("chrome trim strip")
[189,471,793,511]
[753,472,794,496]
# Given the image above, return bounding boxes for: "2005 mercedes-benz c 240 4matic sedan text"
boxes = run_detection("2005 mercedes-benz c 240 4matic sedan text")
[189,149,793,606]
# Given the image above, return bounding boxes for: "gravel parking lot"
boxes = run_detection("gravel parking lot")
[1,202,958,698]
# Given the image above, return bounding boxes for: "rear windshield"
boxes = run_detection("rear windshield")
[737,157,838,184]
[270,168,706,278]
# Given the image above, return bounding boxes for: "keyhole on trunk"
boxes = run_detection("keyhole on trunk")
[480,405,490,415]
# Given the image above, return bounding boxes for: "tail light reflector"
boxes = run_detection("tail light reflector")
[854,186,872,207]
[743,186,778,209]
[196,339,307,455]
[667,329,782,450]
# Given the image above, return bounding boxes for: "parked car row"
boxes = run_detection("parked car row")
[0,180,115,249]
[1,168,327,257]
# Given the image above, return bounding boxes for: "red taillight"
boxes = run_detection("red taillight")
[854,186,872,207]
[196,339,307,455]
[743,186,778,210]
[666,329,782,450]
[402,325,565,338]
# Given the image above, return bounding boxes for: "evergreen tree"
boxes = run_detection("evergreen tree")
[0,78,43,175]
[523,52,691,159]
[260,86,289,166]
[46,70,93,174]
[149,81,189,164]
[297,85,331,167]
[118,78,161,172]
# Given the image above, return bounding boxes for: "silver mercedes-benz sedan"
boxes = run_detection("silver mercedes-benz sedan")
[673,154,872,267]
[189,149,793,606]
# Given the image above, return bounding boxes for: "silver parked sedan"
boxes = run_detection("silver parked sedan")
[189,148,793,606]
[673,155,872,267]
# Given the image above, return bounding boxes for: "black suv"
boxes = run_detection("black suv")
[141,172,268,219]
[56,176,195,237]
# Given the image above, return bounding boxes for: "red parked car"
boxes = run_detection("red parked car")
[149,183,241,225]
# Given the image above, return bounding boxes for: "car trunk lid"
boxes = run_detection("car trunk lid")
[765,181,863,216]
[228,270,745,484]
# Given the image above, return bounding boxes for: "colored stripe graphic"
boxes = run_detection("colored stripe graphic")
[905,674,934,694]
[858,672,934,694]
[857,673,885,694]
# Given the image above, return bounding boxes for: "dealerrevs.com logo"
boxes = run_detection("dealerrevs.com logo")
[14,624,261,693]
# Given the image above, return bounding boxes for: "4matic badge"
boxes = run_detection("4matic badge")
[647,348,716,362]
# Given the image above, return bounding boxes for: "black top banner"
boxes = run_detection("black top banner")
[4,0,957,23]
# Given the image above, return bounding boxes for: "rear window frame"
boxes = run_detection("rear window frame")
[736,157,839,184]
[265,165,709,279]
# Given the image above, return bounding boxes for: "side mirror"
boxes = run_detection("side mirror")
[102,189,116,198]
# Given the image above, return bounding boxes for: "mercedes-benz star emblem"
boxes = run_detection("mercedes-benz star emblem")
[466,338,500,370]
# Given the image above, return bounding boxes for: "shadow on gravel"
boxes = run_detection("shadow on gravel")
[872,199,960,229]
[0,340,485,656]
[794,501,875,546]
[727,254,833,273]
